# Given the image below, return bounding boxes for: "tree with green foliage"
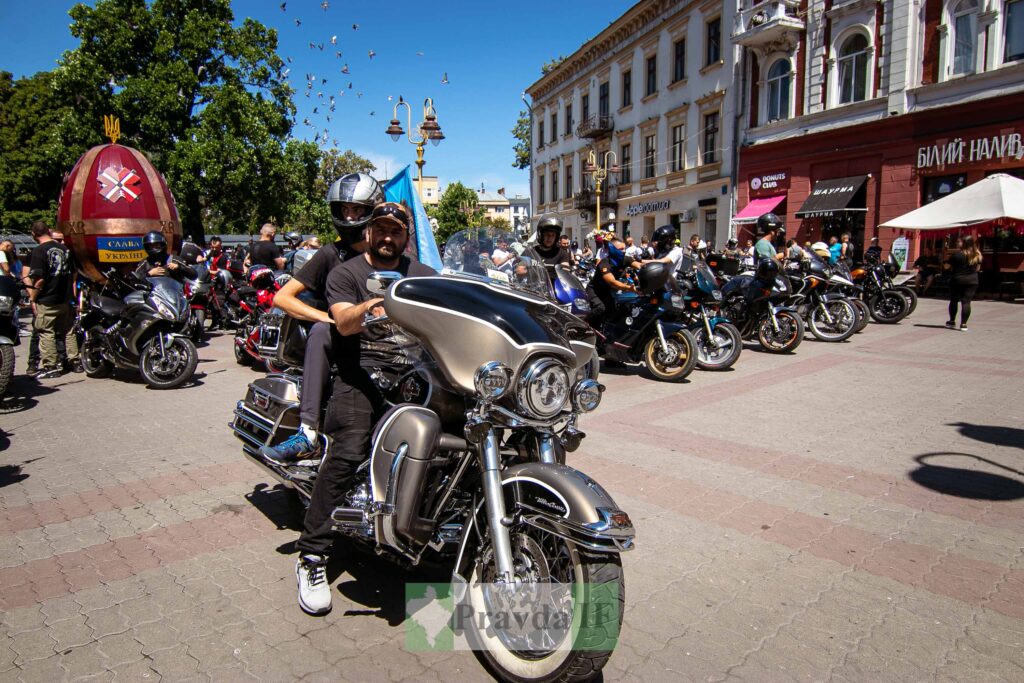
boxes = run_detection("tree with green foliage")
[480,215,512,232]
[511,109,530,170]
[429,182,481,244]
[52,0,299,239]
[541,55,567,75]
[0,71,72,233]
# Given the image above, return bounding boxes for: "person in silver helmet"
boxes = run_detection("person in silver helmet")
[261,172,384,465]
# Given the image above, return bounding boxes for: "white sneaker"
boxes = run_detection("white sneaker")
[296,554,331,615]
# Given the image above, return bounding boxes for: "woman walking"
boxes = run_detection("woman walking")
[945,235,982,331]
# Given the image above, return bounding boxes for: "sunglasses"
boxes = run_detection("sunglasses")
[371,204,410,227]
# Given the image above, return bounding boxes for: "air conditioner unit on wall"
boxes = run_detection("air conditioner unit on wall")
[679,209,695,223]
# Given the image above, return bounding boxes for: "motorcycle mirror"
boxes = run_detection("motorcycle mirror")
[366,271,403,295]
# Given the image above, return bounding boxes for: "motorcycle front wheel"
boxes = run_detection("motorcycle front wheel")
[757,310,804,353]
[808,299,857,342]
[867,291,908,324]
[465,529,624,683]
[693,321,742,371]
[642,327,697,382]
[138,336,198,389]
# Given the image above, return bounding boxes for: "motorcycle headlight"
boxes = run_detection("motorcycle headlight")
[518,358,570,419]
[573,298,590,312]
[571,379,603,413]
[474,361,512,400]
[712,290,723,301]
[153,299,175,320]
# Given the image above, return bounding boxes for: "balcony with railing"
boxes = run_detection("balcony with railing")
[575,114,614,139]
[572,183,618,210]
[733,0,804,47]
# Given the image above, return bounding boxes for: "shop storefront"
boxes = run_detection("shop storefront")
[615,179,732,248]
[734,91,1024,263]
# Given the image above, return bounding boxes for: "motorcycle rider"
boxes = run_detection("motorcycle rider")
[134,232,197,282]
[754,213,784,263]
[586,236,639,329]
[646,224,684,271]
[533,217,573,282]
[294,201,435,615]
[261,173,384,464]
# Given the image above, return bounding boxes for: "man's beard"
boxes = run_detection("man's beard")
[370,240,402,261]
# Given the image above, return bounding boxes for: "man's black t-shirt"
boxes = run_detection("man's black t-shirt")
[250,240,282,268]
[589,258,626,305]
[535,244,572,268]
[294,240,358,300]
[29,241,73,305]
[325,255,436,374]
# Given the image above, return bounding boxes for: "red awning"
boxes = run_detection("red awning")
[732,195,786,223]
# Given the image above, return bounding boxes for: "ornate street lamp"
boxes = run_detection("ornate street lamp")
[584,149,619,235]
[385,96,444,198]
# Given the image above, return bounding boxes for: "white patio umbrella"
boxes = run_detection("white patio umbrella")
[879,173,1024,230]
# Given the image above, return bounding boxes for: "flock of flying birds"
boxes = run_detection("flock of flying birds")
[276,1,449,148]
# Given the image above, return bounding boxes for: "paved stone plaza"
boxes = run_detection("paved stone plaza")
[1,297,1022,682]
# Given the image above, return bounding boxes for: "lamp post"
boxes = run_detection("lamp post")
[584,149,619,236]
[385,96,445,199]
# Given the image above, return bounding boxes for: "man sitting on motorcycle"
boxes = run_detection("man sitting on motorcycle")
[134,232,197,282]
[260,172,384,464]
[586,237,639,330]
[294,201,436,615]
[645,224,685,272]
[533,216,573,284]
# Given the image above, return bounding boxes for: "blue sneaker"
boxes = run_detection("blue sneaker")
[261,432,315,464]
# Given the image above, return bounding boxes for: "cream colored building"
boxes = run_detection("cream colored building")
[526,0,739,248]
[476,186,514,226]
[418,176,440,207]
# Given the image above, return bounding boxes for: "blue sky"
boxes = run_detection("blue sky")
[0,0,636,199]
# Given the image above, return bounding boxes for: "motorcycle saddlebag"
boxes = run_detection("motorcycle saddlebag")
[241,375,301,437]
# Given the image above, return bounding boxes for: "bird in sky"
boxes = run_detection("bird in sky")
[416,51,424,56]
[441,72,449,84]
[357,92,363,98]
[318,42,324,51]
[280,2,286,10]
[369,111,374,116]
[335,51,342,58]
[295,19,301,27]
[287,56,293,63]
[368,50,376,59]
[321,77,327,84]
[341,64,349,74]
[321,1,329,10]
[309,42,316,49]
[352,23,359,30]
[348,82,353,89]
[330,35,337,45]
[304,91,310,98]
[387,95,393,101]
[313,107,318,113]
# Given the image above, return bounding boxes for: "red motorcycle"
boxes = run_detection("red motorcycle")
[233,266,289,372]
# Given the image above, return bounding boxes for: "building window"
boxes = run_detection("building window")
[622,70,632,107]
[565,164,573,196]
[645,55,657,96]
[537,121,544,150]
[620,143,632,183]
[599,81,609,117]
[766,58,791,121]
[702,112,719,164]
[551,171,558,202]
[1008,0,1024,62]
[565,104,573,135]
[673,39,686,82]
[922,174,967,204]
[952,0,979,74]
[644,134,656,178]
[582,94,590,122]
[838,34,869,103]
[550,112,558,142]
[706,17,721,65]
[538,174,545,204]
[670,124,685,172]
[703,209,718,245]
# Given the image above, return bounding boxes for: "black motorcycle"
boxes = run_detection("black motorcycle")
[848,256,910,324]
[784,252,858,343]
[0,276,22,397]
[77,271,199,389]
[596,262,698,382]
[720,268,805,353]
[232,238,632,681]
[673,256,743,371]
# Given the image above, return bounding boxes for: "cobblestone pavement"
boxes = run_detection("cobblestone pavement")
[1,297,1022,682]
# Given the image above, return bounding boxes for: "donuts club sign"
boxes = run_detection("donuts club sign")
[748,171,789,196]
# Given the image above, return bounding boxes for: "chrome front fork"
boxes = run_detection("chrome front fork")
[700,306,717,348]
[655,320,671,355]
[480,428,515,583]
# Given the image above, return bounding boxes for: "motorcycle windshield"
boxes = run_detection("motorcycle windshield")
[147,277,184,308]
[442,229,551,299]
[694,259,719,293]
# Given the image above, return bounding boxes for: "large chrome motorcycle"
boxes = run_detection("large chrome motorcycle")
[231,238,632,682]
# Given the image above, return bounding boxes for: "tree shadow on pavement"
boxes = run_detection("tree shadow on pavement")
[947,422,1024,450]
[909,452,1024,501]
[0,457,41,488]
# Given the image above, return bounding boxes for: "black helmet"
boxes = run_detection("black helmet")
[756,213,783,235]
[285,230,301,245]
[652,224,676,250]
[755,256,779,282]
[536,216,562,238]
[726,238,738,249]
[326,172,384,241]
[143,231,167,257]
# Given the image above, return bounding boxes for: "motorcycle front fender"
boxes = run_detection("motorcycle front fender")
[770,305,800,315]
[0,336,14,346]
[707,316,731,328]
[820,292,848,303]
